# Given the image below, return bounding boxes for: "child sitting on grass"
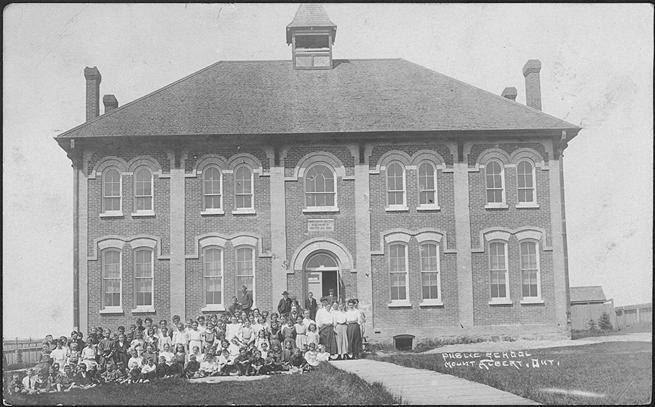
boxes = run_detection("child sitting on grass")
[289,348,310,373]
[141,357,157,381]
[156,356,170,378]
[217,348,232,376]
[233,347,251,376]
[316,344,330,362]
[304,342,320,367]
[199,350,218,377]
[249,349,265,376]
[184,354,201,378]
[7,373,23,395]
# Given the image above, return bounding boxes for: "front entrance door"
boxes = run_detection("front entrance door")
[304,252,340,303]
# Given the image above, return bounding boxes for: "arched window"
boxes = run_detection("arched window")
[420,243,441,301]
[517,161,536,204]
[386,162,406,207]
[203,247,223,305]
[203,166,222,211]
[485,161,505,204]
[234,165,254,210]
[305,164,336,208]
[134,248,154,307]
[134,167,153,212]
[102,168,122,213]
[388,243,408,301]
[235,247,255,300]
[520,241,541,299]
[488,241,509,300]
[418,162,437,207]
[102,249,122,308]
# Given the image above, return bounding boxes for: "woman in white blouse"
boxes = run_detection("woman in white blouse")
[315,298,338,357]
[332,302,349,360]
[345,299,363,359]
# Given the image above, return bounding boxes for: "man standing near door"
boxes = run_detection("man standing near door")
[277,291,292,317]
[325,288,337,306]
[305,292,318,320]
[238,285,253,314]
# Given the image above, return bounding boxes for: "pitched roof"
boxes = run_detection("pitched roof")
[286,4,337,44]
[56,58,580,140]
[287,4,336,28]
[570,286,607,303]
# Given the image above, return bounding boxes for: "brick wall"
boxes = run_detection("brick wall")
[467,141,556,326]
[184,148,273,317]
[284,145,358,303]
[87,153,171,329]
[87,243,171,330]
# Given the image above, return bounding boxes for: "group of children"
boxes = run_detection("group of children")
[5,300,357,395]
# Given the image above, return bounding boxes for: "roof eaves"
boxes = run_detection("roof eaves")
[55,59,229,139]
[399,58,582,132]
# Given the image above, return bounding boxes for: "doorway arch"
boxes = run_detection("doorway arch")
[303,251,343,303]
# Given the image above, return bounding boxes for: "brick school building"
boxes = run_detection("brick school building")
[55,5,580,345]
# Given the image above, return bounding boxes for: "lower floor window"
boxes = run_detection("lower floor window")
[390,273,407,300]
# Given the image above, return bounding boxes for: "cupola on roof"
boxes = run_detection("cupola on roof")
[287,4,337,70]
[286,4,337,44]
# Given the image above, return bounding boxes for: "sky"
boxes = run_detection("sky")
[3,3,653,339]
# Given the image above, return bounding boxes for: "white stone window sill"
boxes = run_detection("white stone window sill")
[520,298,545,305]
[387,301,412,308]
[131,306,156,314]
[385,205,409,212]
[516,203,540,209]
[488,299,513,306]
[232,208,256,215]
[100,211,124,218]
[99,307,124,315]
[302,207,339,214]
[131,211,155,218]
[484,203,509,210]
[201,209,225,216]
[419,300,444,307]
[417,205,441,212]
[201,305,226,312]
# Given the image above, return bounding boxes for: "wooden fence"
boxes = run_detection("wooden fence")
[3,338,43,367]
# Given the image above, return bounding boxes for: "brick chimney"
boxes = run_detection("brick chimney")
[103,95,118,113]
[522,59,542,110]
[84,66,102,121]
[501,87,517,101]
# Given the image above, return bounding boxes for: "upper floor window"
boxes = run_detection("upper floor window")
[388,243,408,302]
[102,249,121,308]
[386,162,406,208]
[517,161,536,204]
[235,247,255,300]
[234,166,254,210]
[489,241,510,301]
[420,243,441,301]
[102,169,121,213]
[203,247,223,306]
[305,164,336,208]
[134,167,153,212]
[418,162,438,208]
[520,241,540,299]
[134,248,154,307]
[203,166,222,211]
[485,161,505,204]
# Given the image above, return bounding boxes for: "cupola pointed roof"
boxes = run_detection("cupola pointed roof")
[286,4,336,44]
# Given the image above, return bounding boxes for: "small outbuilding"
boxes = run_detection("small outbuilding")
[569,286,615,330]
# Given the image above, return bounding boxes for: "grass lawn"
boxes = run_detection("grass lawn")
[371,341,651,405]
[3,363,400,405]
